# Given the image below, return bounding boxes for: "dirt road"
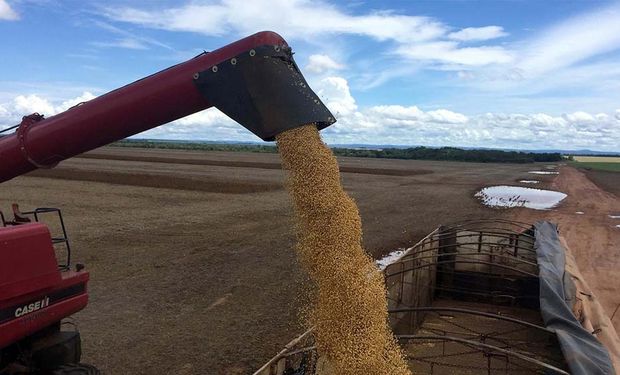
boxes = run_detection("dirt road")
[513,166,620,331]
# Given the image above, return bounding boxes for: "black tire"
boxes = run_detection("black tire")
[50,364,100,375]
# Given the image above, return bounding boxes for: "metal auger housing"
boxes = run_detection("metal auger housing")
[0,31,335,183]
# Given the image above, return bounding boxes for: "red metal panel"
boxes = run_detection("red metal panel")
[0,31,287,183]
[0,293,88,349]
[0,223,61,301]
[0,271,89,349]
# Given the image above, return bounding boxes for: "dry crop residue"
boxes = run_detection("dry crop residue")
[276,125,411,375]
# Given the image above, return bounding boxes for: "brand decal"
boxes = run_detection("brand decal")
[14,297,50,317]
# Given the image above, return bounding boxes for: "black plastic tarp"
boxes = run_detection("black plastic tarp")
[535,220,615,375]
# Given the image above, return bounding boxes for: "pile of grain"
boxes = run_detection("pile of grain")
[276,125,411,374]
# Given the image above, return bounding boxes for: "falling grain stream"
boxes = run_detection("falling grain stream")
[276,125,411,375]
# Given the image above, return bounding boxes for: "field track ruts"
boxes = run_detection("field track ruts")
[77,152,433,176]
[27,168,282,194]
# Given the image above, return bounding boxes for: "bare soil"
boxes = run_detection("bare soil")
[512,166,620,332]
[0,147,556,374]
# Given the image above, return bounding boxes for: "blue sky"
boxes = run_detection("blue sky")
[1,0,619,151]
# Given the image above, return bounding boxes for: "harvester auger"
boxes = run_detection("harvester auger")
[0,31,335,374]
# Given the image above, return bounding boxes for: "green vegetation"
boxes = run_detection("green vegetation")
[569,156,620,172]
[331,146,562,163]
[113,139,278,153]
[570,162,620,172]
[112,139,563,164]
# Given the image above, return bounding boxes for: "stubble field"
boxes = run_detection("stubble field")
[0,147,563,374]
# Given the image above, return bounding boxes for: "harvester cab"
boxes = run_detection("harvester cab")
[0,31,334,374]
[0,205,89,374]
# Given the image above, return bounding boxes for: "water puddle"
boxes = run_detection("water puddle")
[376,249,406,270]
[476,186,567,210]
[520,180,540,184]
[529,171,559,175]
[575,211,584,215]
[609,215,620,219]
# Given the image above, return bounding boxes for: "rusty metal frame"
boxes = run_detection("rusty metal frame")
[385,259,539,278]
[439,219,535,232]
[398,335,569,374]
[388,307,552,333]
[397,249,539,266]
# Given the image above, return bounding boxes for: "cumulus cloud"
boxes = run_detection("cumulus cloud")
[315,76,357,116]
[0,0,18,21]
[448,26,508,41]
[310,76,619,151]
[2,84,618,152]
[306,54,344,74]
[139,76,620,151]
[0,92,96,127]
[368,105,468,124]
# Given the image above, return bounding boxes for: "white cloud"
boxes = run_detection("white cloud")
[13,95,55,116]
[91,21,172,51]
[396,42,513,66]
[102,0,513,69]
[0,0,18,21]
[90,38,149,50]
[103,0,447,44]
[0,92,96,127]
[55,92,97,113]
[1,81,617,153]
[315,76,357,116]
[516,3,620,78]
[140,75,620,152]
[563,111,595,123]
[368,105,468,124]
[448,26,508,41]
[306,54,344,74]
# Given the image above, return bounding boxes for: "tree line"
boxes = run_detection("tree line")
[113,140,563,164]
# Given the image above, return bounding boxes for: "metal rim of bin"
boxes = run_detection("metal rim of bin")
[398,335,569,374]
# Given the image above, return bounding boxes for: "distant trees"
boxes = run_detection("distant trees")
[113,140,563,164]
[114,139,278,153]
[331,146,563,163]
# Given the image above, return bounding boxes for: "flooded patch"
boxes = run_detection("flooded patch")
[529,171,559,175]
[520,180,540,184]
[476,186,567,210]
[609,215,620,219]
[376,249,406,270]
[575,211,584,215]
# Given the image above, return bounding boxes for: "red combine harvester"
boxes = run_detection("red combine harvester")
[0,31,334,374]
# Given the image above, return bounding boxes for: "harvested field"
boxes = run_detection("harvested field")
[583,169,620,197]
[573,156,620,163]
[79,149,433,177]
[0,146,559,374]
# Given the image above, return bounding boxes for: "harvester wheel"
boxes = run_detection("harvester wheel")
[50,364,100,375]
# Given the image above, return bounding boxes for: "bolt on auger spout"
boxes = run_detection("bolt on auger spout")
[0,31,335,183]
